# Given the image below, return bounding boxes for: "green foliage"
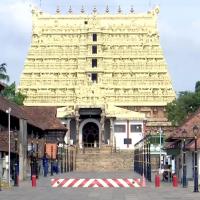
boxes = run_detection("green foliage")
[166,84,200,126]
[195,81,200,93]
[0,63,9,82]
[1,82,26,105]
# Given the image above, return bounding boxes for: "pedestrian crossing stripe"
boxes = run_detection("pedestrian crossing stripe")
[51,178,141,188]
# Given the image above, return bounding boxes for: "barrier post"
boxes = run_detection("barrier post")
[155,174,160,188]
[172,175,178,187]
[32,175,36,187]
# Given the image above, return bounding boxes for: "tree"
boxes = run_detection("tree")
[0,63,9,82]
[195,81,200,93]
[166,83,200,126]
[1,82,26,105]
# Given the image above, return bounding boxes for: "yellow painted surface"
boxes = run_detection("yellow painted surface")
[18,6,175,119]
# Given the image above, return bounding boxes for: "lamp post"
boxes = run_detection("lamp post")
[148,137,152,182]
[159,127,163,173]
[145,135,149,181]
[61,142,63,173]
[66,144,69,172]
[36,133,39,179]
[182,129,187,188]
[14,129,18,186]
[56,139,59,174]
[43,134,48,177]
[6,107,11,187]
[64,142,67,173]
[147,132,152,182]
[193,125,199,193]
[143,138,146,178]
[50,145,53,176]
[30,133,34,179]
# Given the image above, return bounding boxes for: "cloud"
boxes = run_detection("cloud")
[0,0,32,34]
[192,20,200,30]
[0,0,33,83]
[191,20,200,45]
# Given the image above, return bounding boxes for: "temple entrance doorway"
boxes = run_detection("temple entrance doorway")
[79,119,100,148]
[82,122,99,147]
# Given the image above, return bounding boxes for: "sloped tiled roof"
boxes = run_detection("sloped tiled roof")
[0,96,27,119]
[174,109,200,138]
[0,130,17,153]
[0,96,66,131]
[166,108,200,148]
[22,106,66,131]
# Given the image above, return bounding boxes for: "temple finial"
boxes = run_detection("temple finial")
[93,5,97,13]
[56,6,60,14]
[118,5,122,14]
[105,5,109,13]
[130,5,134,13]
[68,5,72,14]
[80,5,85,13]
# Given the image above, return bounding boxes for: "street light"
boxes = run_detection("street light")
[6,107,11,187]
[61,141,63,173]
[193,125,199,193]
[56,139,59,173]
[147,132,152,182]
[50,145,53,176]
[145,144,147,178]
[159,127,163,173]
[43,134,48,177]
[14,128,18,186]
[30,132,34,179]
[182,129,187,188]
[64,141,67,173]
[36,133,39,179]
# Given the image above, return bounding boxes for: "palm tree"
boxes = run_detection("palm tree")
[0,63,9,82]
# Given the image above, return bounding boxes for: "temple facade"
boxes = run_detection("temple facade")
[18,6,175,149]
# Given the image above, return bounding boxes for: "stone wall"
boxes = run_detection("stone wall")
[75,147,133,171]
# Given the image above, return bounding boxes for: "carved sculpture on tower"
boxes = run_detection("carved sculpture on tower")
[18,6,175,149]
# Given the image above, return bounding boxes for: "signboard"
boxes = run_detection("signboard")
[124,138,132,145]
[46,143,57,159]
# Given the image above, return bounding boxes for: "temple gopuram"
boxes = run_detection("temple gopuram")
[18,6,175,150]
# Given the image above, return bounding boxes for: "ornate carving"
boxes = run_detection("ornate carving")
[19,7,175,108]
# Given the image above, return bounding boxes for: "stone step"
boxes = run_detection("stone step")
[75,150,134,171]
[77,147,113,154]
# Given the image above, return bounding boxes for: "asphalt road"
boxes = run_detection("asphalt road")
[0,171,199,200]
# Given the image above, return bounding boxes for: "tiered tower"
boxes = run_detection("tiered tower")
[19,6,175,134]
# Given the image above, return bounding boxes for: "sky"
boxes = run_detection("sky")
[0,0,200,94]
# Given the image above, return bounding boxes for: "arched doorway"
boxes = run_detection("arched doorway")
[82,122,99,147]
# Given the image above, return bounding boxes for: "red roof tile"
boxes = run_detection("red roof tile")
[0,96,66,131]
[166,108,200,148]
[22,106,66,131]
[0,130,17,153]
[0,96,27,119]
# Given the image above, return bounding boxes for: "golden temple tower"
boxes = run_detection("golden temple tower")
[18,6,175,149]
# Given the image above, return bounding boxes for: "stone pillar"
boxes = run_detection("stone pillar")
[100,109,105,147]
[110,118,114,146]
[75,110,80,146]
[19,119,27,181]
[66,119,71,144]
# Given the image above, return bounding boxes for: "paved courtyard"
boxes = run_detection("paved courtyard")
[0,171,199,200]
